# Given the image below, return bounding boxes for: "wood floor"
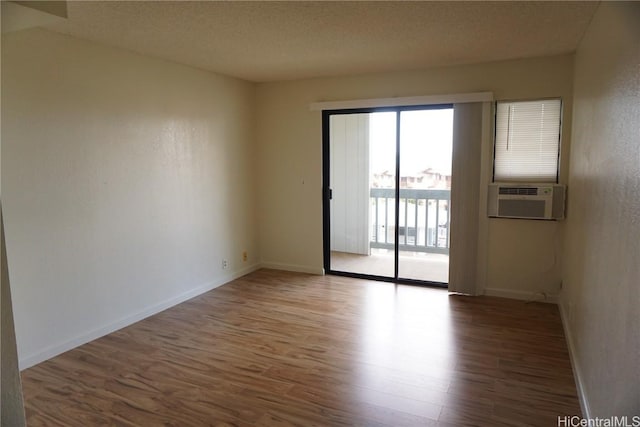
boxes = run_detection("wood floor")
[22,269,581,426]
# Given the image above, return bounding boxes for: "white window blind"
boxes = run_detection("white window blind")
[494,99,561,182]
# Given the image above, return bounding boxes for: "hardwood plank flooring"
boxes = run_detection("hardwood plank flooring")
[21,269,581,426]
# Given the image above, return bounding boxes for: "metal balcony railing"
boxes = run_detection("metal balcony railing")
[370,188,450,255]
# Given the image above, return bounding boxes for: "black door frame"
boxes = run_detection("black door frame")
[322,103,452,287]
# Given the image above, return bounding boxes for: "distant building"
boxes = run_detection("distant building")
[372,168,451,189]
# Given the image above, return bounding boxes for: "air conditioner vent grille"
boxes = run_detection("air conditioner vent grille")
[488,184,566,220]
[498,187,538,196]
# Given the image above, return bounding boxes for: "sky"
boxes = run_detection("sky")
[369,109,454,176]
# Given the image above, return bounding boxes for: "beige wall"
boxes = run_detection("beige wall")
[256,55,574,298]
[2,29,258,368]
[1,23,26,425]
[562,3,640,416]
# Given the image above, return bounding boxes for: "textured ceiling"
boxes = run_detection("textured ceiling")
[45,1,599,83]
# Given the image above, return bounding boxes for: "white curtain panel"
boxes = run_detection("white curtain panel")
[448,102,484,295]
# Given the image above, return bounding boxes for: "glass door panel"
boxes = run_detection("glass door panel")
[329,112,396,278]
[397,109,453,283]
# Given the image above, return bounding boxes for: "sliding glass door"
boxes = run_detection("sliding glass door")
[323,105,453,285]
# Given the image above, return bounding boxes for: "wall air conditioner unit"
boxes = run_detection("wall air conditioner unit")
[488,184,566,220]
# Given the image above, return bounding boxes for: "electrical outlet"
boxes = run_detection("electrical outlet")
[222,259,228,269]
[242,251,248,262]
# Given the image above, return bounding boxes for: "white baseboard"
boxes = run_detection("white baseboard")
[483,287,558,303]
[260,261,324,275]
[19,263,261,370]
[558,301,591,418]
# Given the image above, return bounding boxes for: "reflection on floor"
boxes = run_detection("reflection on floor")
[331,249,449,283]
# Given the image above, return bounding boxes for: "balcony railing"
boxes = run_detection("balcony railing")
[370,188,450,255]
